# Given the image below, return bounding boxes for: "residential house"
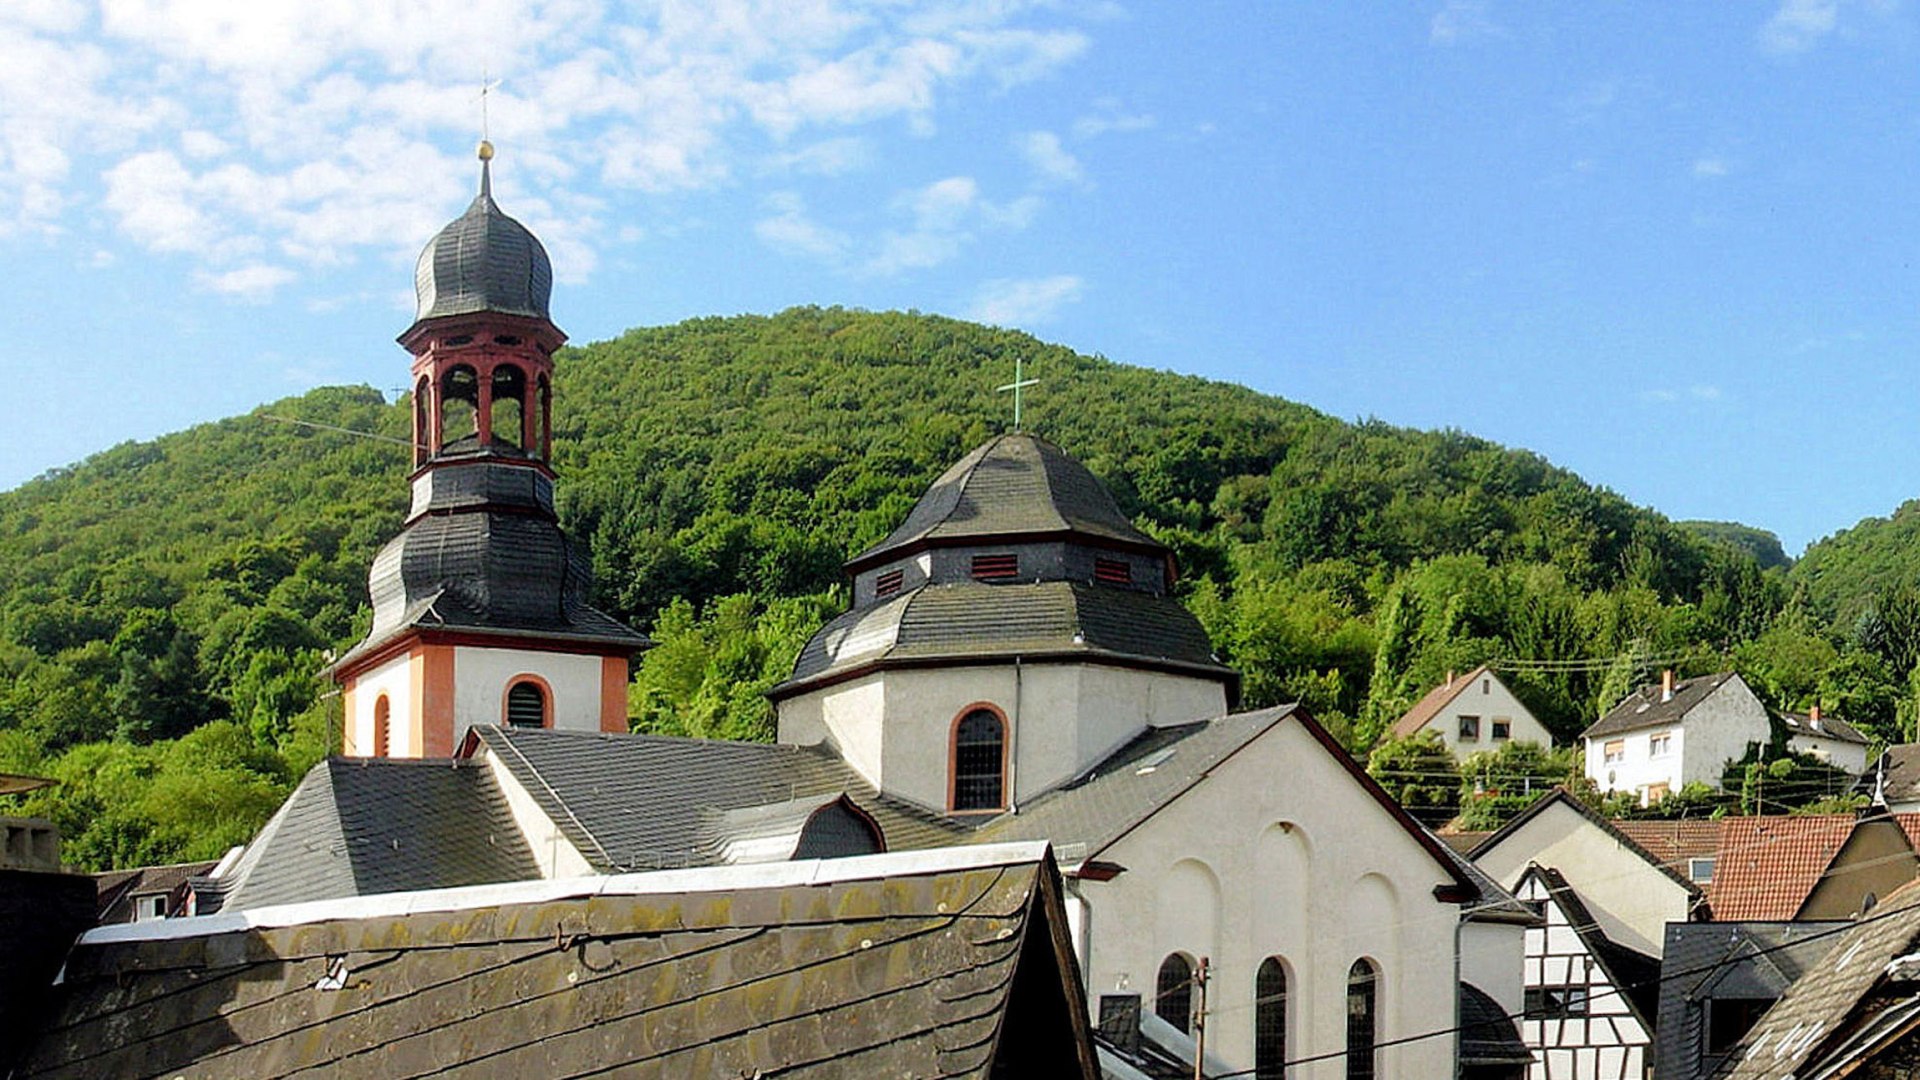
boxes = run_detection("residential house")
[91,860,217,924]
[22,843,1102,1078]
[1390,666,1554,760]
[1652,920,1840,1080]
[1778,706,1871,774]
[1471,788,1706,959]
[1583,672,1770,805]
[1513,866,1659,1080]
[1717,876,1920,1079]
[1706,811,1920,922]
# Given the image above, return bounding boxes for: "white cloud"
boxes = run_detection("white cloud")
[1759,0,1839,53]
[1430,1,1504,46]
[967,274,1083,326]
[864,175,1040,276]
[1018,130,1082,185]
[196,262,295,300]
[755,191,851,260]
[1692,157,1729,178]
[1073,98,1154,139]
[1,0,1094,291]
[1639,384,1723,405]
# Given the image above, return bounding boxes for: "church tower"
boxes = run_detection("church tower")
[331,144,649,758]
[770,432,1237,816]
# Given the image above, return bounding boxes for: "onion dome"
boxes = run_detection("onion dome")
[409,142,554,328]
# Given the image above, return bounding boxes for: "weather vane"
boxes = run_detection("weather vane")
[995,356,1040,432]
[476,69,501,144]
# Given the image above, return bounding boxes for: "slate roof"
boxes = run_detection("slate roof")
[1584,671,1744,739]
[1866,745,1920,804]
[1654,919,1841,1080]
[774,579,1235,697]
[1779,710,1871,747]
[92,860,216,923]
[1390,665,1489,740]
[409,159,554,329]
[22,843,1100,1080]
[203,757,539,913]
[848,433,1162,572]
[1707,815,1859,921]
[336,486,648,672]
[473,725,969,870]
[1718,876,1920,1080]
[1460,981,1535,1067]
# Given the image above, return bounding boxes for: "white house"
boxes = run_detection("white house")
[1582,672,1770,805]
[1778,707,1870,774]
[1513,866,1657,1080]
[1390,665,1554,759]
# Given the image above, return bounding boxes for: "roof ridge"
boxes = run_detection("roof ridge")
[486,727,619,871]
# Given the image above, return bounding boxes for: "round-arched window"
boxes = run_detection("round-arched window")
[1347,959,1378,1080]
[372,694,391,758]
[1155,953,1195,1034]
[952,708,1006,811]
[1256,956,1288,1079]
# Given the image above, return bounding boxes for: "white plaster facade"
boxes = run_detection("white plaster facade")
[450,645,605,734]
[1787,729,1869,775]
[1471,795,1693,958]
[479,745,595,878]
[1074,716,1494,1079]
[775,662,1227,813]
[1515,871,1652,1080]
[1402,668,1555,760]
[1583,676,1769,804]
[344,651,417,758]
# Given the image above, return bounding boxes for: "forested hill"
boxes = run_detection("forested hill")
[0,306,1890,869]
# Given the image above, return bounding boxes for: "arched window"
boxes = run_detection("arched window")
[1347,959,1378,1080]
[440,365,479,449]
[1256,957,1288,1079]
[505,680,547,728]
[536,374,552,460]
[372,694,390,758]
[489,363,526,450]
[412,376,431,467]
[1156,953,1194,1034]
[951,707,1006,811]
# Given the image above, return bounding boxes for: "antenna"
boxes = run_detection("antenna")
[994,356,1040,432]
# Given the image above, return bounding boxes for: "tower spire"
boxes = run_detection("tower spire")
[478,139,494,199]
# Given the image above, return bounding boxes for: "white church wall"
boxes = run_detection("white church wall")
[776,662,1228,814]
[480,745,595,879]
[1472,799,1691,958]
[451,646,604,734]
[1080,717,1463,1079]
[348,651,415,758]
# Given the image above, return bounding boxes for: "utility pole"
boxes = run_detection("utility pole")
[1192,956,1211,1080]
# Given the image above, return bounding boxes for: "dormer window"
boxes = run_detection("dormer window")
[1094,557,1132,585]
[972,554,1019,581]
[951,707,1007,812]
[875,568,904,598]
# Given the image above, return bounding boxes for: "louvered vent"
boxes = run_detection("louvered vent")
[875,569,904,597]
[1094,557,1132,585]
[971,554,1019,581]
[506,682,545,728]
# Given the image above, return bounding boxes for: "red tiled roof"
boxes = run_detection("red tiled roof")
[1390,665,1488,740]
[1612,818,1724,878]
[1707,815,1858,921]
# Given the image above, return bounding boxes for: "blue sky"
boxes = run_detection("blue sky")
[2,1,1917,555]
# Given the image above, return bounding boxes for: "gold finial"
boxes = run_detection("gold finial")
[478,140,495,161]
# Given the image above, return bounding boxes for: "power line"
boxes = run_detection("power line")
[260,414,421,450]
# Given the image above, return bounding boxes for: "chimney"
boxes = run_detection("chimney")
[1446,669,1456,687]
[1661,670,1674,703]
[1810,704,1821,722]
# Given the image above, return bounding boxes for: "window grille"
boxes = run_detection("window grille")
[971,553,1019,580]
[1156,954,1194,1034]
[1347,960,1377,1080]
[1255,957,1288,1079]
[506,682,545,728]
[952,709,1005,811]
